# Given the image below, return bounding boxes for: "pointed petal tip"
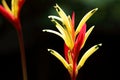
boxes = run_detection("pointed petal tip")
[47,49,51,51]
[95,43,102,49]
[91,25,95,28]
[55,3,58,7]
[47,49,55,53]
[54,3,58,8]
[48,16,50,18]
[48,16,52,19]
[98,43,102,47]
[91,8,98,14]
[47,49,54,53]
[95,8,98,11]
[42,29,46,32]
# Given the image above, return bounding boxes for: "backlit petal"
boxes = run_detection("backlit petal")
[51,19,74,49]
[75,8,98,36]
[54,4,72,34]
[42,29,63,38]
[12,0,19,17]
[77,43,102,71]
[48,15,62,22]
[48,49,71,70]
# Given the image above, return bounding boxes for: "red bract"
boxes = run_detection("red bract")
[0,0,25,31]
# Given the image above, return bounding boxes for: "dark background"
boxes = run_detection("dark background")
[0,0,116,80]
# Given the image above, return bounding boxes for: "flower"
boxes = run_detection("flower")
[43,4,102,80]
[0,0,25,30]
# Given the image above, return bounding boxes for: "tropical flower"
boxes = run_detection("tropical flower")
[0,0,25,31]
[43,4,102,80]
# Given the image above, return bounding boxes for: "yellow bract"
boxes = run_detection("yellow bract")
[12,0,19,17]
[77,43,102,71]
[75,8,98,37]
[48,49,72,73]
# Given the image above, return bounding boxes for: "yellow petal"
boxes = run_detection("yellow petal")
[68,50,73,65]
[12,0,18,17]
[54,4,72,34]
[51,19,67,37]
[2,0,11,13]
[51,19,74,49]
[81,26,95,49]
[42,29,63,38]
[48,49,71,70]
[48,15,63,22]
[77,43,102,71]
[75,8,98,36]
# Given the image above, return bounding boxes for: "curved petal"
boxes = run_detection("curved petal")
[75,8,98,36]
[77,43,102,71]
[54,4,72,34]
[73,24,86,60]
[42,29,63,38]
[51,19,74,49]
[48,49,71,71]
[48,15,62,22]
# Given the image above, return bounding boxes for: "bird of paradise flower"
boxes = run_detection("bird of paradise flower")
[43,4,102,80]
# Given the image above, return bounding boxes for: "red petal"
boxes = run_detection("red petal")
[0,5,14,23]
[73,24,86,60]
[71,12,75,40]
[0,6,21,31]
[18,0,25,17]
[71,12,75,28]
[64,43,69,63]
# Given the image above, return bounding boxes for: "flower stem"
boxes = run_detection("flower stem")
[72,63,77,80]
[16,21,28,80]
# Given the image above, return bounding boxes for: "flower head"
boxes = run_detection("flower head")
[0,0,25,30]
[43,4,102,80]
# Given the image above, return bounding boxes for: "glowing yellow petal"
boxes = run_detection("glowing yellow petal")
[75,8,98,36]
[48,49,71,70]
[12,0,18,17]
[77,43,102,71]
[42,29,63,38]
[54,4,72,34]
[51,19,67,36]
[42,29,70,46]
[81,26,95,49]
[2,0,11,13]
[48,15,63,22]
[51,19,74,49]
[68,50,73,65]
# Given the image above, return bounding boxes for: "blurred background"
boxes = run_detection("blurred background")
[0,0,116,80]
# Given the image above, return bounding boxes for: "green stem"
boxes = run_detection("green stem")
[16,20,28,80]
